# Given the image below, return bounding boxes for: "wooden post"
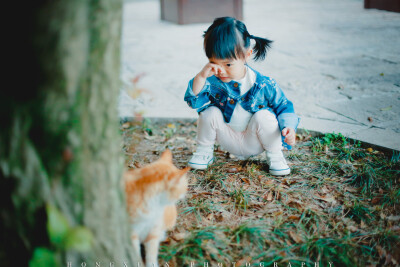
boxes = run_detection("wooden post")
[160,0,243,25]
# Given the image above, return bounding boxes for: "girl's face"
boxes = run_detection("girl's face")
[209,49,252,83]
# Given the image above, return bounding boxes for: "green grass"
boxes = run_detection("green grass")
[229,188,251,211]
[159,227,231,264]
[181,198,216,220]
[123,122,400,266]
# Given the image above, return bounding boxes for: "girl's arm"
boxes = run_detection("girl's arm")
[266,78,300,132]
[192,63,221,95]
[184,78,211,109]
[192,74,207,96]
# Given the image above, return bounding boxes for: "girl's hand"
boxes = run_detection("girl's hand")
[198,63,222,79]
[192,63,222,95]
[282,127,296,146]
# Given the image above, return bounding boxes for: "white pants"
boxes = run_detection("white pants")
[196,107,282,158]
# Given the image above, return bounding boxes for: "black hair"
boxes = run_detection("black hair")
[203,17,273,61]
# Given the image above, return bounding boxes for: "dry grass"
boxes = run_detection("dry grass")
[121,119,400,267]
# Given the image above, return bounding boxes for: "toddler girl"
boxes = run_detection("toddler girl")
[184,17,300,176]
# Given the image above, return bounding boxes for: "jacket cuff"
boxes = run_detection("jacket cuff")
[186,79,211,97]
[278,113,300,131]
[184,78,211,109]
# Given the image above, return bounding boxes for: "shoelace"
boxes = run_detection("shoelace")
[193,151,212,159]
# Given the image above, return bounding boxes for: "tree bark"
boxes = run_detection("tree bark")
[0,0,139,265]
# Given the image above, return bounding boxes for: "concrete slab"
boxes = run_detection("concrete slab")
[319,93,400,129]
[120,0,400,151]
[299,117,369,136]
[348,127,400,151]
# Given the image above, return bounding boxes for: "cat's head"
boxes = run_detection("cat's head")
[124,149,190,203]
[158,149,189,202]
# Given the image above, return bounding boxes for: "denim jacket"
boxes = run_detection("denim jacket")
[184,66,300,149]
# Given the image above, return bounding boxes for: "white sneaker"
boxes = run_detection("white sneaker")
[266,151,290,176]
[188,145,214,170]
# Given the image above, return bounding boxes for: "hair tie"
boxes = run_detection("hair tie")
[244,31,253,39]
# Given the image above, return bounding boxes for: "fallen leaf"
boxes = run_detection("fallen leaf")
[380,105,392,111]
[235,257,252,267]
[240,177,250,184]
[264,180,274,185]
[368,117,373,122]
[371,197,381,204]
[289,231,303,243]
[127,88,150,99]
[288,215,300,220]
[314,193,336,203]
[131,72,146,84]
[273,211,283,216]
[215,213,224,222]
[227,167,239,173]
[345,187,359,193]
[122,122,131,129]
[348,225,358,232]
[265,191,273,201]
[286,201,302,210]
[171,232,188,241]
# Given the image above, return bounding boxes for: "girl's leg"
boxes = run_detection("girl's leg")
[190,107,242,169]
[242,109,282,155]
[243,110,290,176]
[196,106,243,156]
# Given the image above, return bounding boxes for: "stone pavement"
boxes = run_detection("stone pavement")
[120,0,400,151]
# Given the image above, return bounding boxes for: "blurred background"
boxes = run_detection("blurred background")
[119,0,400,150]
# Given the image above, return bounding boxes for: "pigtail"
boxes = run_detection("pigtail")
[250,35,273,61]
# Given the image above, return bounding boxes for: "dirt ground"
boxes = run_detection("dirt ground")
[122,119,400,266]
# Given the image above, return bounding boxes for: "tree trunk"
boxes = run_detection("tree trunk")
[0,0,140,265]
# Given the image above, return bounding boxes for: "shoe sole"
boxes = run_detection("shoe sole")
[188,158,214,170]
[269,168,291,176]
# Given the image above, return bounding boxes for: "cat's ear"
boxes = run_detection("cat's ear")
[160,149,173,162]
[169,166,190,182]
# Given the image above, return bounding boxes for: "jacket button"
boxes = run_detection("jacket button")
[215,93,220,99]
[241,97,245,101]
[258,105,264,109]
[233,83,239,88]
[229,99,235,105]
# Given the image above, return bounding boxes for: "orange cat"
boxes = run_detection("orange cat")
[124,149,189,267]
